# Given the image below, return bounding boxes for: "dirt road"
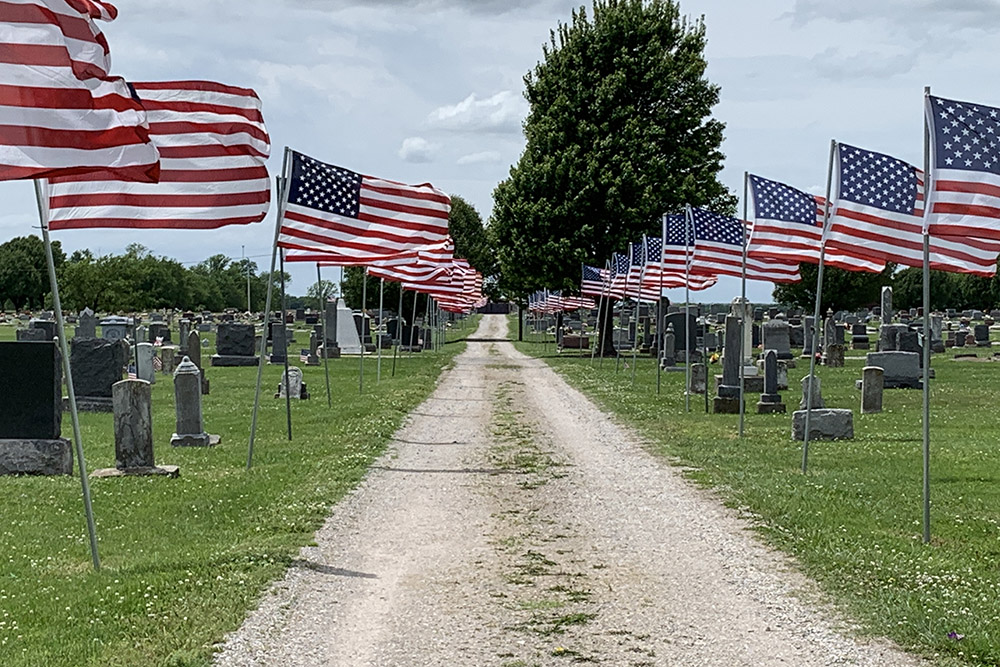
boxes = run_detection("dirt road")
[215,314,922,666]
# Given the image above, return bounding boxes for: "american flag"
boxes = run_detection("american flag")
[826,142,1000,276]
[659,212,719,290]
[609,252,630,298]
[925,94,1000,243]
[299,351,310,363]
[747,174,885,273]
[624,240,645,300]
[1,0,159,182]
[688,207,801,283]
[361,238,454,284]
[277,150,450,264]
[581,264,609,297]
[44,81,271,230]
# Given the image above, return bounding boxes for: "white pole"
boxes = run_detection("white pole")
[684,207,693,413]
[377,277,385,384]
[316,263,331,408]
[248,147,291,469]
[739,174,750,438]
[802,139,838,474]
[34,179,100,570]
[922,85,932,544]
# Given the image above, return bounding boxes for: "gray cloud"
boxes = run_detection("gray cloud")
[810,48,917,81]
[787,0,1000,31]
[398,137,438,163]
[456,150,503,165]
[427,91,527,134]
[285,0,552,15]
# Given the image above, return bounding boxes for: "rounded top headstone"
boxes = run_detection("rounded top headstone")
[175,356,199,376]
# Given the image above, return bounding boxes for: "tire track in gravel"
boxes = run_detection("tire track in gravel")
[215,314,926,666]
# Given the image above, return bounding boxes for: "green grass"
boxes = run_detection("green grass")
[0,316,477,667]
[515,325,1000,667]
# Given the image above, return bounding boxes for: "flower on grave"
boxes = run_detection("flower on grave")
[948,631,965,641]
[709,353,720,364]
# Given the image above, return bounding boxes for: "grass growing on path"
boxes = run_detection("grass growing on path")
[516,330,999,667]
[0,317,476,667]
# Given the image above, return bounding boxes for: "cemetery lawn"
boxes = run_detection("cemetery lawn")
[0,318,477,667]
[516,331,1000,667]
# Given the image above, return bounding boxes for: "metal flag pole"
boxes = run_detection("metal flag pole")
[424,293,432,352]
[802,139,838,474]
[657,218,666,395]
[359,268,367,394]
[376,277,385,384]
[617,250,632,374]
[248,147,292,470]
[684,207,693,413]
[316,263,332,408]
[921,86,933,544]
[392,287,403,377]
[33,179,100,571]
[590,263,605,365]
[739,173,750,438]
[631,238,648,386]
[410,291,419,357]
[279,247,292,440]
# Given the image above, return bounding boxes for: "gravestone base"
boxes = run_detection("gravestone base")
[714,374,765,393]
[210,354,260,367]
[852,340,870,350]
[170,432,221,447]
[0,438,73,475]
[63,396,114,412]
[792,409,854,441]
[756,398,786,414]
[824,345,845,367]
[268,354,287,364]
[400,346,423,353]
[713,396,742,414]
[91,464,179,479]
[321,346,341,359]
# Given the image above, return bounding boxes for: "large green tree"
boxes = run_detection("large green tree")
[772,263,896,312]
[448,195,496,283]
[490,0,734,301]
[0,235,64,309]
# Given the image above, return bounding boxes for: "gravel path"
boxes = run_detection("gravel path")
[214,314,924,666]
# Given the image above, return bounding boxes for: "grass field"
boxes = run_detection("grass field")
[0,317,475,667]
[516,323,1000,667]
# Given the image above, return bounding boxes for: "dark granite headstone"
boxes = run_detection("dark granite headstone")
[0,342,62,439]
[148,322,170,343]
[211,323,259,366]
[69,338,127,411]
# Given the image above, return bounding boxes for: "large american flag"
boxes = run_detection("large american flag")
[925,94,1000,242]
[44,81,270,229]
[580,264,610,297]
[277,150,450,263]
[688,208,801,283]
[826,143,1000,276]
[747,174,885,273]
[1,0,159,181]
[659,212,719,290]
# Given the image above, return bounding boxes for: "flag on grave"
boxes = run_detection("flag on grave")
[277,150,450,263]
[44,81,271,229]
[746,174,885,272]
[0,0,159,181]
[825,142,1000,276]
[925,94,1000,243]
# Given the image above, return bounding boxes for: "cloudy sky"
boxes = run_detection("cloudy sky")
[4,0,998,303]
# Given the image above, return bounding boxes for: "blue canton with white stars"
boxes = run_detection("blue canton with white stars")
[691,208,743,246]
[289,151,362,218]
[614,253,630,275]
[838,144,917,214]
[749,174,816,225]
[631,242,644,265]
[663,213,691,245]
[582,265,603,281]
[930,95,1000,174]
[645,237,662,261]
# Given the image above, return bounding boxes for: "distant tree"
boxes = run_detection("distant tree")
[773,263,896,312]
[490,0,734,304]
[306,279,339,303]
[448,195,496,280]
[0,235,64,309]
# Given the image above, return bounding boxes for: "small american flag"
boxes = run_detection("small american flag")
[127,365,137,380]
[152,356,163,371]
[580,264,609,297]
[299,351,309,363]
[0,0,159,182]
[277,150,450,264]
[826,142,1000,276]
[926,94,1000,243]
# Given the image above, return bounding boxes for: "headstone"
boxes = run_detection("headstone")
[335,299,363,355]
[75,307,97,339]
[305,330,321,366]
[974,323,991,347]
[930,315,944,353]
[690,363,707,394]
[211,323,259,366]
[102,321,127,342]
[799,375,824,409]
[106,378,177,475]
[861,366,884,414]
[0,341,72,475]
[823,318,846,367]
[187,331,209,395]
[879,323,907,351]
[731,297,753,367]
[148,322,170,343]
[756,350,786,414]
[178,319,191,355]
[270,322,288,364]
[792,409,854,440]
[170,357,219,447]
[801,317,815,358]
[664,312,699,353]
[16,327,49,341]
[136,342,156,384]
[713,315,742,414]
[29,319,56,340]
[881,286,892,323]
[69,337,127,411]
[660,323,676,368]
[161,347,177,374]
[275,366,309,400]
[865,351,921,389]
[703,331,718,352]
[851,323,870,350]
[135,325,148,344]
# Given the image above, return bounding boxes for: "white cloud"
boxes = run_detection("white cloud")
[398,137,438,163]
[456,150,503,165]
[427,91,527,134]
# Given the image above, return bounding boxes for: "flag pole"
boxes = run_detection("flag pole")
[248,147,291,470]
[376,277,385,384]
[921,85,932,544]
[410,291,419,357]
[631,239,648,386]
[684,206,693,413]
[802,139,837,474]
[590,262,605,365]
[392,287,403,377]
[359,268,367,394]
[316,263,332,408]
[279,246,292,440]
[657,217,666,395]
[739,173,750,438]
[33,179,100,571]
